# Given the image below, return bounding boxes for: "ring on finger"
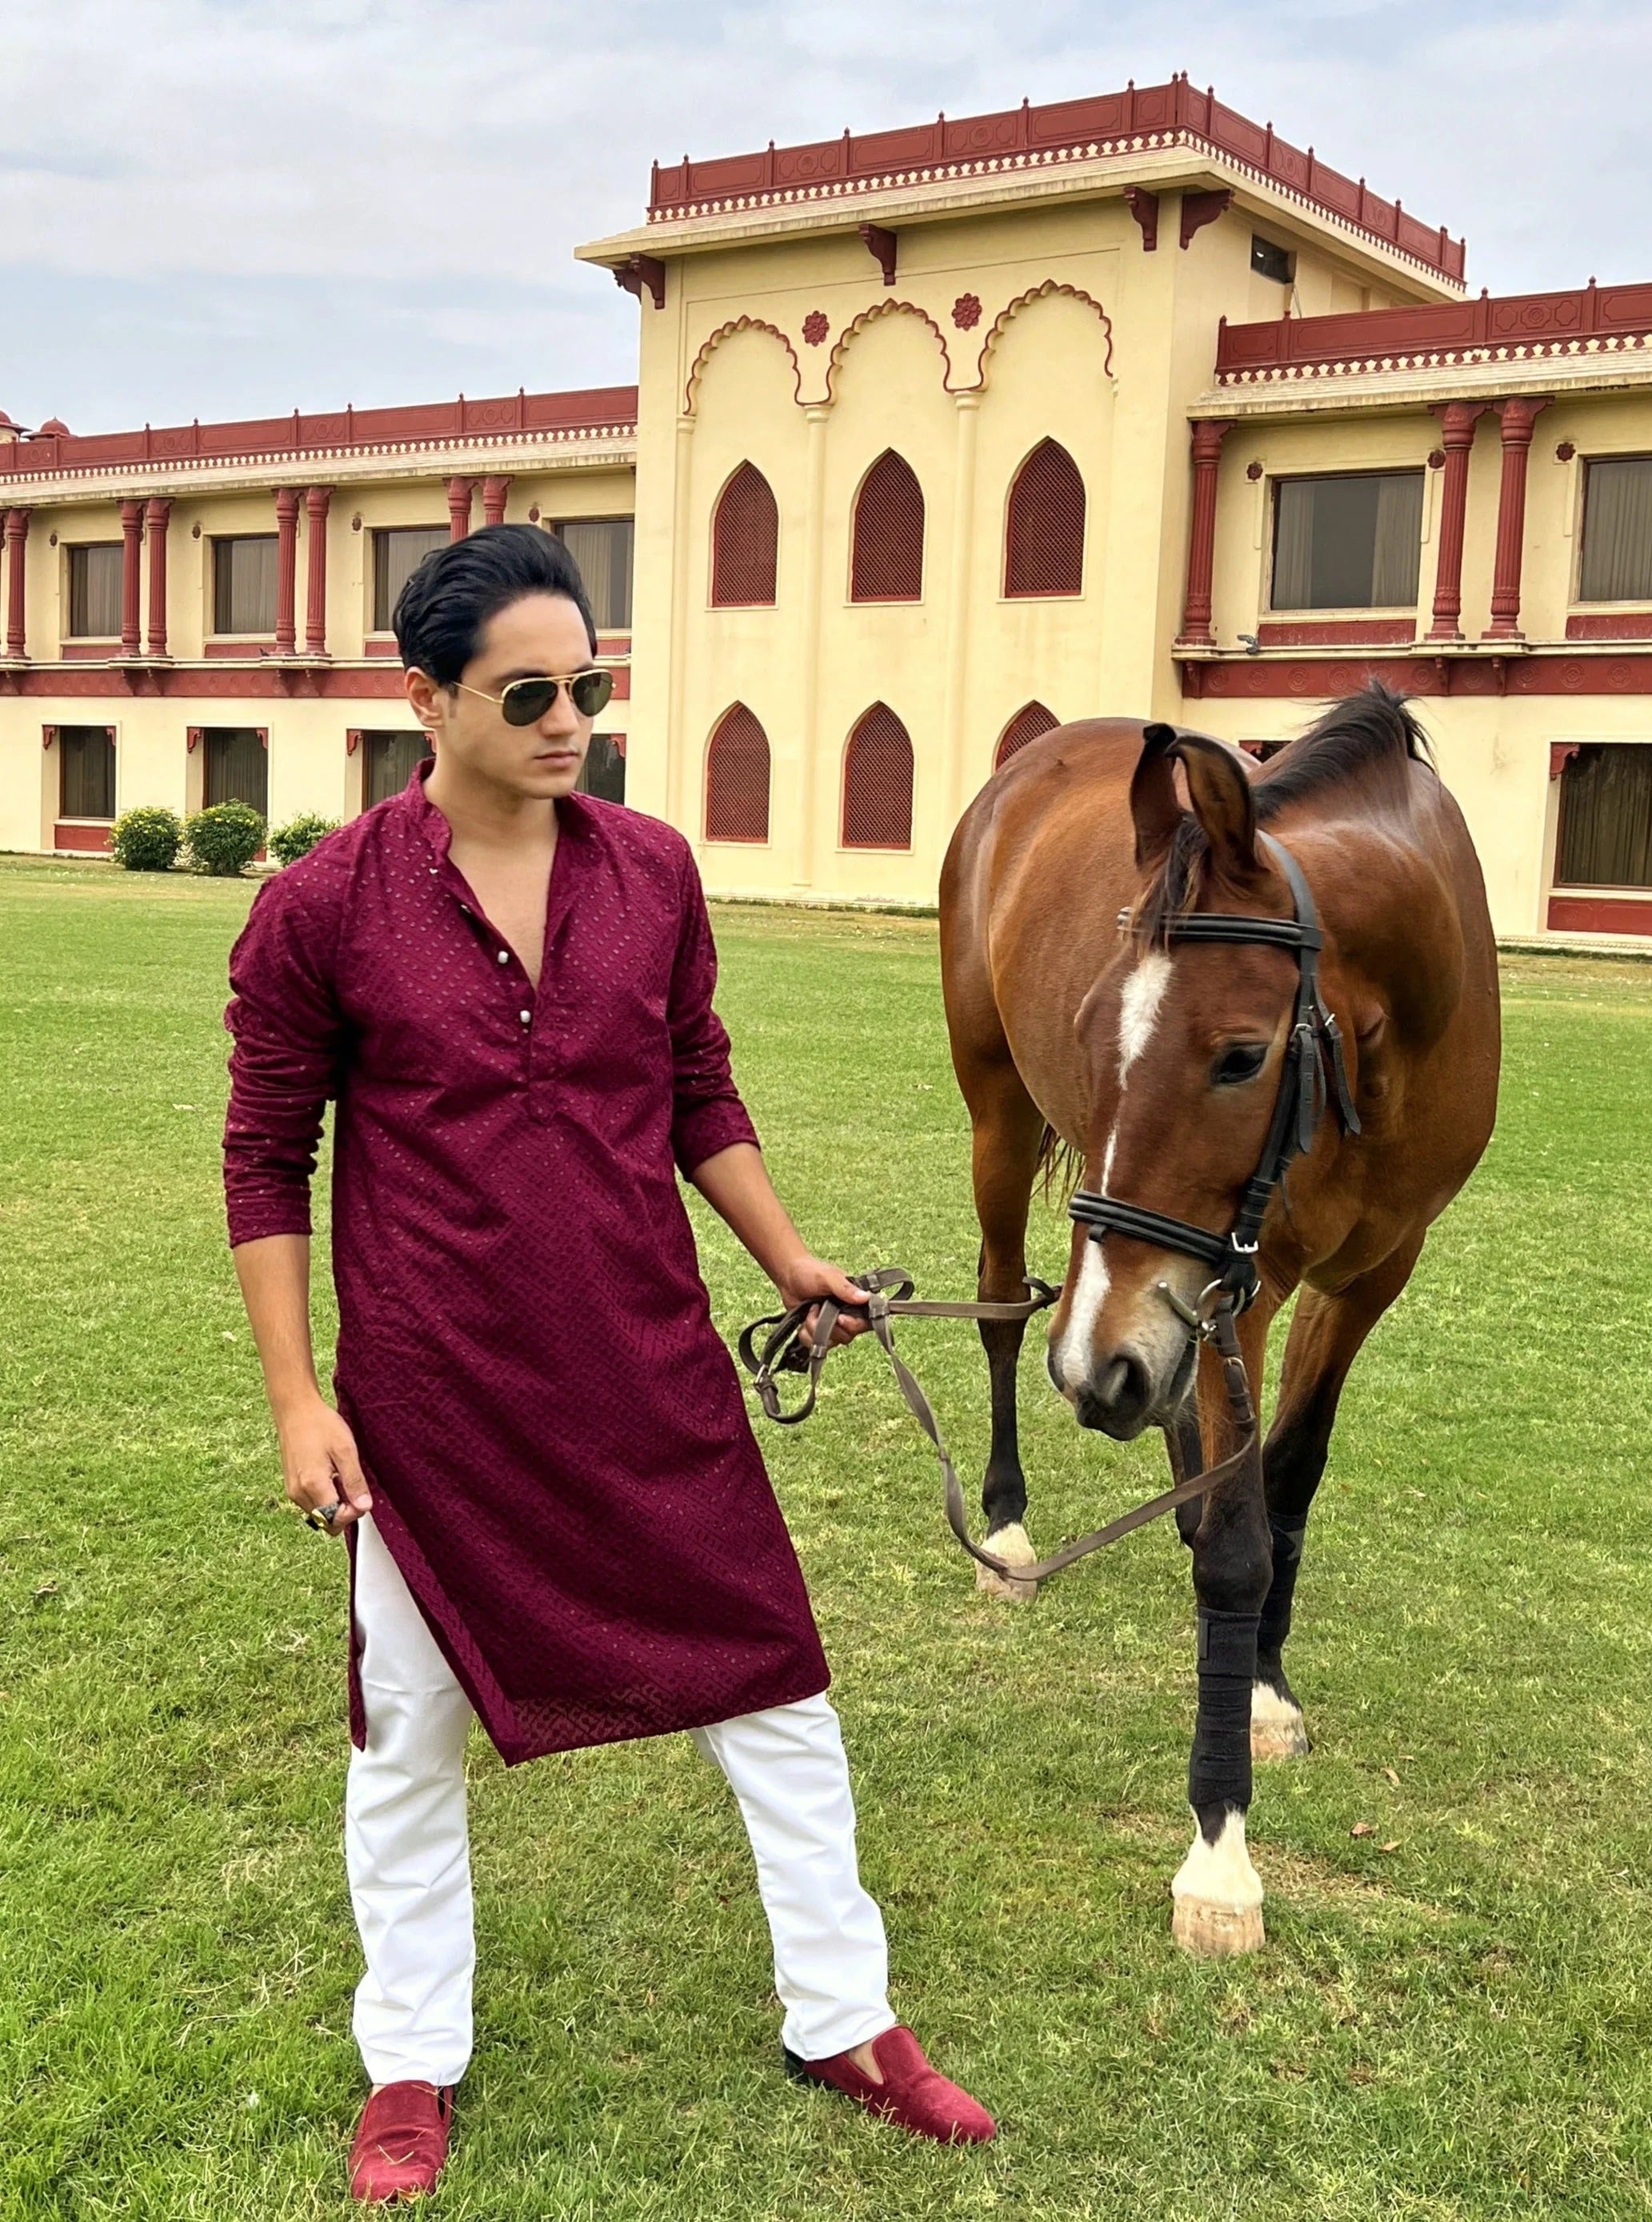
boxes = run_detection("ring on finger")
[303,1500,344,1532]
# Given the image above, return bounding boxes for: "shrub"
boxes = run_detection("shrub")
[270,813,341,867]
[109,806,184,872]
[184,802,266,877]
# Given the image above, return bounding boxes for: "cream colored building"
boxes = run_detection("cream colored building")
[6,74,1652,939]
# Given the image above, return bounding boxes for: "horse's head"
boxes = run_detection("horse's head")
[1050,724,1326,1438]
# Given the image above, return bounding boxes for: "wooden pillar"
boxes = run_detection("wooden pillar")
[446,476,476,541]
[274,487,302,654]
[144,498,172,657]
[1177,419,1233,647]
[304,486,331,655]
[1426,402,1486,641]
[119,499,144,655]
[2,508,28,659]
[481,475,510,527]
[1482,396,1551,642]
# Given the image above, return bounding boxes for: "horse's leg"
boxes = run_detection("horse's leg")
[967,1063,1046,1602]
[1252,1233,1426,1762]
[1171,1301,1274,1958]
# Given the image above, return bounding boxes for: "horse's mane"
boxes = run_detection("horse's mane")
[1138,681,1433,949]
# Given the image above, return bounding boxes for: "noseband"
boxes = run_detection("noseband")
[1068,832,1360,1317]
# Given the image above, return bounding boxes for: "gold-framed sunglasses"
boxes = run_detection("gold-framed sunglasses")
[454,669,614,727]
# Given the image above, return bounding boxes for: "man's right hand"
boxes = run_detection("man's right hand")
[277,1395,373,1533]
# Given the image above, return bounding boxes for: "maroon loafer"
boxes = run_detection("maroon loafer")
[785,2025,996,2144]
[348,2080,454,2203]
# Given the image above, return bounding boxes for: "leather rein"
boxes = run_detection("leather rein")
[738,833,1359,1587]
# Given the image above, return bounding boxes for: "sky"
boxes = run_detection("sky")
[1,0,1646,434]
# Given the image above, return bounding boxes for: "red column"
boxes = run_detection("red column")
[481,475,510,527]
[119,499,144,655]
[1482,396,1551,642]
[446,476,476,541]
[1426,402,1486,641]
[1177,419,1233,647]
[304,486,331,655]
[274,487,302,654]
[2,508,28,659]
[144,498,172,657]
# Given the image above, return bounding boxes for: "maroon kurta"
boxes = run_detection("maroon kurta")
[222,762,829,1763]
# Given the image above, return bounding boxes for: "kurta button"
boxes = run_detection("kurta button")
[519,1009,531,1025]
[459,903,472,915]
[497,950,510,964]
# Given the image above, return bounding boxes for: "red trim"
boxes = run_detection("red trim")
[603,665,631,703]
[1256,618,1416,646]
[1177,420,1232,647]
[1550,743,1582,779]
[648,75,1465,280]
[859,222,898,286]
[364,636,400,657]
[119,501,143,655]
[274,487,301,655]
[1179,187,1232,249]
[1547,892,1652,935]
[1218,278,1652,382]
[1180,649,1652,699]
[59,640,121,659]
[10,663,413,699]
[0,386,639,482]
[1426,401,1489,639]
[54,820,112,851]
[1484,398,1550,640]
[204,639,276,657]
[145,496,171,658]
[446,477,475,542]
[1124,187,1158,251]
[481,476,510,528]
[1566,611,1652,639]
[3,506,28,659]
[614,257,666,310]
[304,486,330,655]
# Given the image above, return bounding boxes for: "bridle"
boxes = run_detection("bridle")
[1068,831,1360,1327]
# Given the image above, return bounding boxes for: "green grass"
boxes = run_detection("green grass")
[2,854,1650,2220]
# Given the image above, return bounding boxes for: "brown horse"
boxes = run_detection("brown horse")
[939,684,1499,1954]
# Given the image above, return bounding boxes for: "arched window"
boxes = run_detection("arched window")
[704,705,771,843]
[1004,439,1086,597]
[850,451,925,603]
[710,462,778,607]
[994,702,1060,771]
[842,704,914,850]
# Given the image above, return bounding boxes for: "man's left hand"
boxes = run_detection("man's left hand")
[776,1255,870,1350]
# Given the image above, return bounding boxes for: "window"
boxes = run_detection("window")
[372,528,447,633]
[203,727,268,815]
[66,545,122,638]
[842,704,914,849]
[212,536,278,635]
[1270,472,1424,610]
[1555,745,1652,889]
[554,518,634,630]
[850,452,924,603]
[58,726,116,818]
[1004,442,1086,597]
[1250,235,1294,285]
[578,732,626,806]
[1578,458,1652,603]
[704,706,771,842]
[994,702,1059,771]
[710,464,779,607]
[362,730,432,808]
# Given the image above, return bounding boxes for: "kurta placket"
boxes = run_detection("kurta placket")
[223,762,830,1764]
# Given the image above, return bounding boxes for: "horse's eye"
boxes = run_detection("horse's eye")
[1211,1043,1269,1087]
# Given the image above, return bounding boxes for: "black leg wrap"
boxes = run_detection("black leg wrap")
[1257,1517,1308,1663]
[1189,1609,1261,1819]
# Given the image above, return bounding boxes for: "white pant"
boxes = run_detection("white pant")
[345,1515,894,2086]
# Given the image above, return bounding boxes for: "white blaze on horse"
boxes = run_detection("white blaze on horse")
[939,684,1500,1954]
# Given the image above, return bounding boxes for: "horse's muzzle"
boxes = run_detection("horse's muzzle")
[1074,1349,1155,1439]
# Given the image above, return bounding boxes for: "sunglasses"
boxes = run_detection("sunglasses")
[454,669,614,726]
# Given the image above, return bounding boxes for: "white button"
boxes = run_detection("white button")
[497,950,510,964]
[459,903,471,915]
[519,1009,531,1025]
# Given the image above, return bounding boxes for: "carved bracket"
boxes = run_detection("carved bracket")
[859,222,897,286]
[1550,741,1582,780]
[186,726,203,753]
[1124,188,1158,251]
[613,255,666,310]
[346,728,363,758]
[1180,187,1233,250]
[41,723,57,750]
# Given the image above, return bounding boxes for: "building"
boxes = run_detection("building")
[4,72,1651,939]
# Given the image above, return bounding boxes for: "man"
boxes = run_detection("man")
[222,524,994,2202]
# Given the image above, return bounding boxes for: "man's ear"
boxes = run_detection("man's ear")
[1174,733,1259,883]
[1130,722,1184,871]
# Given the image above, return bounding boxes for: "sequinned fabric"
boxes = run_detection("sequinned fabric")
[223,762,829,1762]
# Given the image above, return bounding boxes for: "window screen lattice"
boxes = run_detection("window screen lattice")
[850,452,925,602]
[1004,441,1086,597]
[842,704,914,849]
[994,702,1060,771]
[704,705,771,842]
[710,464,779,607]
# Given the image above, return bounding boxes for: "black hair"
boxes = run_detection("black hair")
[392,522,598,683]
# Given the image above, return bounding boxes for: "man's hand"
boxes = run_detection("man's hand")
[277,1393,374,1534]
[775,1255,870,1351]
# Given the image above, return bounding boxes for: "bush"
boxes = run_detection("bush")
[270,813,341,867]
[109,806,184,872]
[184,802,266,878]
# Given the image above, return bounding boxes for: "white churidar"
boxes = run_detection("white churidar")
[345,1516,894,2084]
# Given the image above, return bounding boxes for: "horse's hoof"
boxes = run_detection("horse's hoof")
[974,1522,1038,1603]
[1250,1683,1311,1762]
[1172,1900,1266,1957]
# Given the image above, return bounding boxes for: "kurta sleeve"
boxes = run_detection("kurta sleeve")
[668,846,759,1179]
[222,865,349,1248]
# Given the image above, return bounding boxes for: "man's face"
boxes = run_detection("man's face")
[410,591,598,801]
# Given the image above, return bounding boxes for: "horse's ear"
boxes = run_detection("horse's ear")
[1174,733,1260,882]
[1130,722,1183,871]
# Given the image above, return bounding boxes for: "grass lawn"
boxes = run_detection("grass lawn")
[2,851,1650,2221]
